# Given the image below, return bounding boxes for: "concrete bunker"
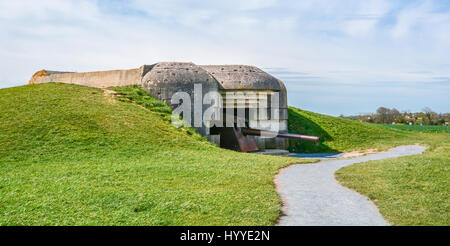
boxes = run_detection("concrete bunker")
[30,62,318,152]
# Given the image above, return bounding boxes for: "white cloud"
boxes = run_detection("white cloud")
[391,0,450,39]
[0,0,99,21]
[343,19,378,36]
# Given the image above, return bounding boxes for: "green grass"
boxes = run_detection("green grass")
[108,85,172,114]
[1,83,448,226]
[0,83,314,226]
[288,107,413,153]
[335,133,450,225]
[380,124,450,133]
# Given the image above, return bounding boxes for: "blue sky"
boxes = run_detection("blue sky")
[0,0,449,115]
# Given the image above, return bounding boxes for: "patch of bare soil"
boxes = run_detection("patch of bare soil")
[102,89,117,104]
[103,89,115,96]
[341,148,378,158]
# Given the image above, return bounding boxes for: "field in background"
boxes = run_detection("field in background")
[380,124,450,133]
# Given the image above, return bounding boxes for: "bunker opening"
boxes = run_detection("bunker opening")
[209,90,319,152]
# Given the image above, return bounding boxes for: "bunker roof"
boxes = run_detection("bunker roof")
[199,65,285,91]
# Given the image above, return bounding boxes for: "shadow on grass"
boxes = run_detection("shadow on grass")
[288,108,338,153]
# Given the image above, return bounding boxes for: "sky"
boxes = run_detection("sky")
[0,0,449,116]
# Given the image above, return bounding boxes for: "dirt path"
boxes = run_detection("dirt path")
[276,145,426,226]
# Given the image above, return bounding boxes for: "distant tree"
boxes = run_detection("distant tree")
[390,108,401,123]
[422,107,438,125]
[376,107,390,124]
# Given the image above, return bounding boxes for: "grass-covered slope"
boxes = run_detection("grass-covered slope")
[0,83,313,226]
[288,107,412,153]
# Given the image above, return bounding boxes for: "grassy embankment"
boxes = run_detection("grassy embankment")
[287,107,449,225]
[0,83,315,226]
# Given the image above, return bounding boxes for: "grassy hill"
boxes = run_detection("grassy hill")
[1,83,448,225]
[0,83,313,225]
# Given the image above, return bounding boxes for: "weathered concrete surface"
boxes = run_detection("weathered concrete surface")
[199,65,288,107]
[141,62,219,105]
[277,145,426,226]
[141,62,220,136]
[29,67,145,88]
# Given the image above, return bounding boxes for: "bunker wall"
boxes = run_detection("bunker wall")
[29,68,143,88]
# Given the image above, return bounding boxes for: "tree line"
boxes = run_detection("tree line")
[342,107,450,125]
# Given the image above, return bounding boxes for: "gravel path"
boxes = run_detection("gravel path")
[277,145,426,226]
